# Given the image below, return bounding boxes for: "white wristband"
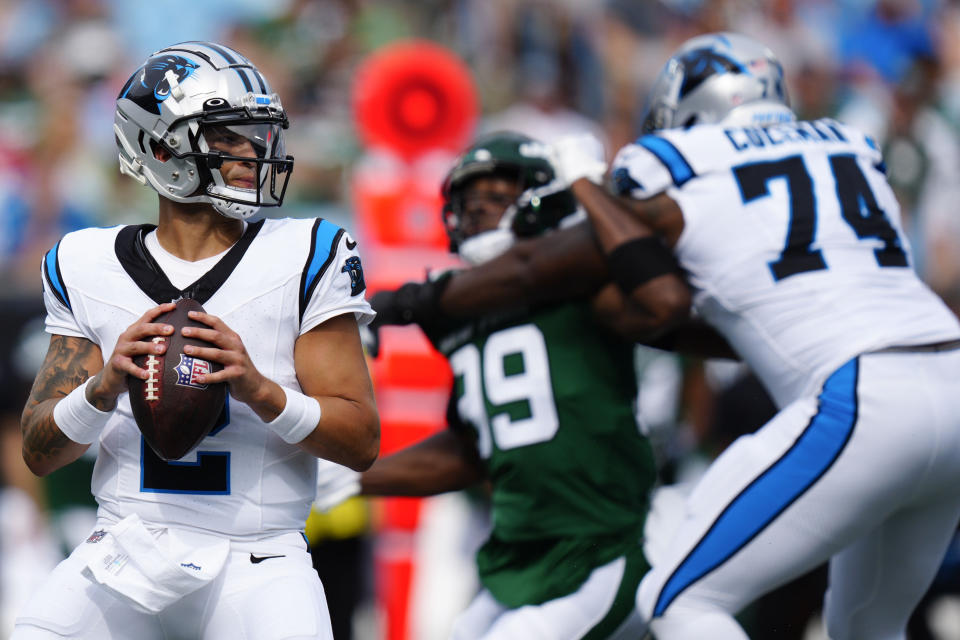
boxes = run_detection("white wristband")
[267,386,321,444]
[53,379,112,444]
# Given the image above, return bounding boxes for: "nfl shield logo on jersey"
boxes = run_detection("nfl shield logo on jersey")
[174,354,211,390]
[86,529,108,544]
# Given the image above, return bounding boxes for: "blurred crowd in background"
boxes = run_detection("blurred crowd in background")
[5,0,960,304]
[4,0,960,638]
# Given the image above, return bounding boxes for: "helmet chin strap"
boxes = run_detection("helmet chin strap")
[458,229,516,266]
[206,180,262,220]
[457,197,526,265]
[210,195,261,220]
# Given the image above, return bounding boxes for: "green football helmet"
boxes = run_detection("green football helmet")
[441,131,579,259]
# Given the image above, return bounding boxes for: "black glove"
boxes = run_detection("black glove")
[364,273,453,357]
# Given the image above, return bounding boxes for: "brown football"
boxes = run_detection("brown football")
[127,298,227,461]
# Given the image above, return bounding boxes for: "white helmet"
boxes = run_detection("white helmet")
[641,32,794,133]
[114,41,294,220]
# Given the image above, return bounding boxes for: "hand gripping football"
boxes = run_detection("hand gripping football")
[128,298,227,461]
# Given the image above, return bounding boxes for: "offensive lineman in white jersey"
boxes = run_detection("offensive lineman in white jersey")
[14,42,379,640]
[371,33,960,639]
[591,34,960,639]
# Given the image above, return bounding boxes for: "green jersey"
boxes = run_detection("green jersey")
[426,301,656,607]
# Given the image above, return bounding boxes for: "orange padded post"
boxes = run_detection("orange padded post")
[351,39,478,640]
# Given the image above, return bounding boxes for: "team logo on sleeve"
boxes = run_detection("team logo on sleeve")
[342,256,366,296]
[174,354,211,389]
[612,167,643,195]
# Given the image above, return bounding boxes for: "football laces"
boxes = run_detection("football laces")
[144,336,165,402]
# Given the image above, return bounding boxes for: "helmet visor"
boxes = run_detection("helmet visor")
[202,123,285,160]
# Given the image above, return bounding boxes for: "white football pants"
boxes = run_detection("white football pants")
[13,526,332,640]
[638,348,960,640]
[451,552,648,639]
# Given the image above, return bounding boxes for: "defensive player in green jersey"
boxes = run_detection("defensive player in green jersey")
[354,132,690,639]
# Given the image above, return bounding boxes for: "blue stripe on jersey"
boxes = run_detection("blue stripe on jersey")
[44,241,70,309]
[653,358,859,617]
[638,135,695,186]
[301,219,343,316]
[209,395,231,436]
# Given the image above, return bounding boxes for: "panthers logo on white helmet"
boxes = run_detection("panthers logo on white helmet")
[114,41,294,220]
[641,32,794,133]
[120,55,199,115]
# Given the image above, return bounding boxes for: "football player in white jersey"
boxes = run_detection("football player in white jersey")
[371,33,960,640]
[14,42,379,640]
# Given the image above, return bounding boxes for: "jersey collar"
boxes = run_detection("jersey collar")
[115,220,264,304]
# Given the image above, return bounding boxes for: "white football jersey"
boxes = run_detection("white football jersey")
[41,217,373,539]
[612,118,960,407]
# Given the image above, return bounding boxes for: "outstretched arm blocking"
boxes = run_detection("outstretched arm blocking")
[367,223,610,336]
[439,221,610,316]
[570,177,692,336]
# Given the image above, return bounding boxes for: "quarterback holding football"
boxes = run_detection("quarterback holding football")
[15,41,379,640]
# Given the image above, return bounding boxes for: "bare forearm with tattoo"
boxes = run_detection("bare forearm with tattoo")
[21,335,103,476]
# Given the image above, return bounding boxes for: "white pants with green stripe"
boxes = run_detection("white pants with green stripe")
[450,552,647,640]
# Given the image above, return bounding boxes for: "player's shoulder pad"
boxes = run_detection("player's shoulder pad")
[822,117,885,167]
[611,130,697,199]
[43,226,124,311]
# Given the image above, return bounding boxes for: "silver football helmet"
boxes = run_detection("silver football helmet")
[114,41,294,220]
[640,32,794,133]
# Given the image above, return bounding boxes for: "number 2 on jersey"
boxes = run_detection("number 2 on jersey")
[140,398,231,494]
[734,153,907,281]
[449,324,559,458]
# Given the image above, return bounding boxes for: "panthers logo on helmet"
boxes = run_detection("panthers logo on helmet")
[678,48,745,99]
[118,55,199,115]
